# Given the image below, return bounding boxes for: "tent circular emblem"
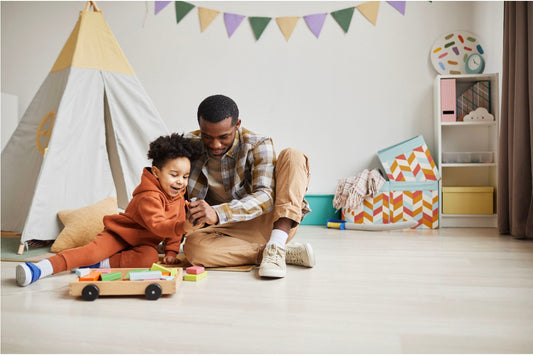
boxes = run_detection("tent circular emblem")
[36,110,56,154]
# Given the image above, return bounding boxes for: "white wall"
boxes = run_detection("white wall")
[1,1,503,194]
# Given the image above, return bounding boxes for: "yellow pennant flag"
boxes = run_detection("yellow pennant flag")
[198,7,220,32]
[357,1,380,26]
[276,17,299,41]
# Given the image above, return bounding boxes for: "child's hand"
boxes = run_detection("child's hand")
[183,216,204,233]
[162,255,178,264]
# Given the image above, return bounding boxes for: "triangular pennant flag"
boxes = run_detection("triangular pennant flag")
[276,17,299,41]
[387,1,406,15]
[249,17,271,41]
[224,13,246,38]
[198,7,220,32]
[175,1,195,24]
[357,1,380,26]
[303,13,327,39]
[155,1,171,15]
[330,7,355,33]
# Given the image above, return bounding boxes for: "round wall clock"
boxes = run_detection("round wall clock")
[465,53,485,74]
[430,31,486,75]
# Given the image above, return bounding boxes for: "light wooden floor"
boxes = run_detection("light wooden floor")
[2,226,533,353]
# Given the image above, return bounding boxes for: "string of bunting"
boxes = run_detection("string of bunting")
[154,1,406,41]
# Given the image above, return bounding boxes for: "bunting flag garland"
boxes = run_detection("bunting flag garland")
[303,13,327,38]
[276,17,299,41]
[224,13,246,38]
[387,1,406,15]
[198,7,220,32]
[356,1,380,26]
[175,1,195,24]
[167,1,409,41]
[249,17,271,41]
[330,7,355,33]
[155,1,171,15]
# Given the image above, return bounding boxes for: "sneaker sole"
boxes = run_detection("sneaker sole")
[16,264,31,287]
[258,268,286,278]
[303,243,316,268]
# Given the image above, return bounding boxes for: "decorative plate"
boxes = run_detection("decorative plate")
[430,31,486,75]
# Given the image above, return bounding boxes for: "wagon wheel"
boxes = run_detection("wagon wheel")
[145,283,162,300]
[82,284,100,301]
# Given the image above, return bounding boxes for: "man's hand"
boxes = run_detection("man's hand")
[188,199,219,226]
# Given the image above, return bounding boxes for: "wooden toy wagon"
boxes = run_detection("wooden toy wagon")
[69,267,183,301]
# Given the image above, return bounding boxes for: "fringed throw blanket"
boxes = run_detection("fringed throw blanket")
[333,169,386,211]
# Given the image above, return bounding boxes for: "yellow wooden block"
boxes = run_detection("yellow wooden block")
[184,271,207,281]
[151,263,172,274]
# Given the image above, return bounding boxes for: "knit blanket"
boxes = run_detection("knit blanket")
[333,169,386,211]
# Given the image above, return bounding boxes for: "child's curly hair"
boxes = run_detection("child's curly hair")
[147,133,203,169]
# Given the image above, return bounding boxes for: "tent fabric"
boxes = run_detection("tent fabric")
[51,10,134,75]
[1,10,168,243]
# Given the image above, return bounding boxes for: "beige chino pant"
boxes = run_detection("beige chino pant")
[183,148,310,267]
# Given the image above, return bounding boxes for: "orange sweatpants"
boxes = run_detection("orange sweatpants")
[47,231,160,274]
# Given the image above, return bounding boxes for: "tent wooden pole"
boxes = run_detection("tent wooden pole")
[84,1,100,12]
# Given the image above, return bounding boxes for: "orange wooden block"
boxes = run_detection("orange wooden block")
[162,272,170,276]
[79,271,102,281]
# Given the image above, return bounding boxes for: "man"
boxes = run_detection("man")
[183,94,315,278]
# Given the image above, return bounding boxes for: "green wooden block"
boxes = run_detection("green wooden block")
[184,271,207,281]
[101,272,122,281]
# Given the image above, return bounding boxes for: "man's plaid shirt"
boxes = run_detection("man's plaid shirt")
[186,127,277,224]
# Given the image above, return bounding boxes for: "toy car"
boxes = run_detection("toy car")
[69,268,182,301]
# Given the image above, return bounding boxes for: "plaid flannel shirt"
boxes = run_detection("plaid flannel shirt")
[186,127,276,224]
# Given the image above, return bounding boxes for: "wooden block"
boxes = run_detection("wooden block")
[170,268,179,277]
[101,272,122,281]
[161,276,175,281]
[186,266,205,275]
[79,271,102,281]
[75,268,91,277]
[150,263,172,274]
[124,269,150,280]
[129,271,162,281]
[99,269,112,273]
[184,271,207,281]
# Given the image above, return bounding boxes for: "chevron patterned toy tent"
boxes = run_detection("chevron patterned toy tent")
[1,2,169,251]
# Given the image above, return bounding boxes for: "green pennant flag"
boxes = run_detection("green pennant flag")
[249,17,272,40]
[330,7,355,33]
[175,1,195,25]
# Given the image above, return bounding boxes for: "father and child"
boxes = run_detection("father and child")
[16,95,315,286]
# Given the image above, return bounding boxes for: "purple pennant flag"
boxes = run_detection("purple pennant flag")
[387,1,406,15]
[224,13,246,38]
[155,1,171,15]
[303,13,327,39]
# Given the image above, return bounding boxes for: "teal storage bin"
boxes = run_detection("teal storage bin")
[301,194,340,225]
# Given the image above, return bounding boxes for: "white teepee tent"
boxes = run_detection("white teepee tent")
[1,2,169,250]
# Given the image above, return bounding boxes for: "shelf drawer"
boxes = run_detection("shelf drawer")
[442,186,494,214]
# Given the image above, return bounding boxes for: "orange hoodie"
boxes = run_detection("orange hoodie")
[102,167,186,258]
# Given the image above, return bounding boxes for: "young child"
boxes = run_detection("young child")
[16,133,203,287]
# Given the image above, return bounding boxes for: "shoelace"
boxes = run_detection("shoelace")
[286,247,305,265]
[263,245,284,266]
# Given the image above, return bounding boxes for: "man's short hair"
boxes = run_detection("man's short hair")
[197,94,239,125]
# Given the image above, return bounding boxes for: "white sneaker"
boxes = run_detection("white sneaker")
[258,244,286,278]
[285,242,316,267]
[16,262,35,287]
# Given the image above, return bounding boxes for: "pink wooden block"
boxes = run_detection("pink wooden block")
[186,266,205,274]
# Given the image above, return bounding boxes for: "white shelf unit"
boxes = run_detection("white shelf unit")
[434,73,499,228]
